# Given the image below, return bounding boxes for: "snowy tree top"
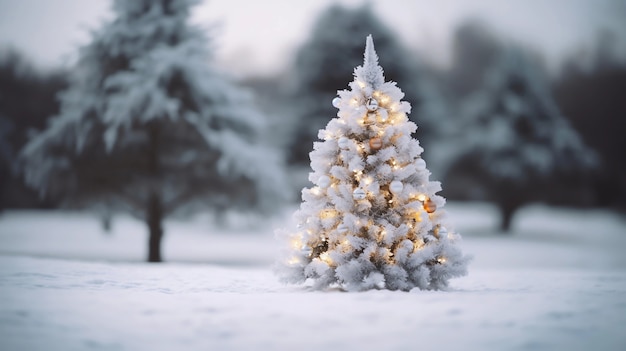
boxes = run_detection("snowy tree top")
[19,0,287,216]
[460,47,597,181]
[113,0,199,20]
[354,35,385,90]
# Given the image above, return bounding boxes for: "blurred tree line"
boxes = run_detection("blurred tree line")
[1,2,624,237]
[0,50,67,211]
[440,20,625,228]
[250,5,622,231]
[553,31,626,210]
[439,20,598,230]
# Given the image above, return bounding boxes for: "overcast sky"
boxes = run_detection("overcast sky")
[0,0,624,77]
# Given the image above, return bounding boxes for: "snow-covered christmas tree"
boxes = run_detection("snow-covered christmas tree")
[19,0,285,262]
[276,36,469,291]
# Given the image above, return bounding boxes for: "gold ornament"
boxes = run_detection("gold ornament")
[369,137,383,150]
[424,199,437,213]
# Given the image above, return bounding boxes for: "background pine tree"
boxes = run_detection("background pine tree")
[553,31,626,209]
[0,50,66,212]
[19,0,286,262]
[445,48,597,231]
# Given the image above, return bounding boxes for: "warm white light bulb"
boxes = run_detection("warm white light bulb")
[320,252,331,264]
[291,238,302,250]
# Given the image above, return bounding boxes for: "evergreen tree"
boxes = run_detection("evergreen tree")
[554,32,626,208]
[19,0,284,262]
[446,19,502,100]
[446,48,596,231]
[276,36,469,291]
[0,49,66,211]
[286,4,443,167]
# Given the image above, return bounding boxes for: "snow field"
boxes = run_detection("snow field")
[0,203,625,351]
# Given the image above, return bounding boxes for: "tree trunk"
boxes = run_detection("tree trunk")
[147,192,164,262]
[499,202,518,233]
[146,123,163,262]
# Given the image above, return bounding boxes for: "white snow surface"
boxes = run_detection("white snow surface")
[1,203,625,351]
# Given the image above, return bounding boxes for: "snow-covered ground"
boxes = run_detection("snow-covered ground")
[1,202,625,351]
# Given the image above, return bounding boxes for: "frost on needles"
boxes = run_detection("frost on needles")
[276,35,470,291]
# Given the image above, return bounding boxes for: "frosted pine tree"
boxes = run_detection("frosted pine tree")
[447,48,596,232]
[276,36,469,291]
[19,0,285,262]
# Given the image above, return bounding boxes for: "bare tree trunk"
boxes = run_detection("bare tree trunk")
[146,123,163,262]
[499,202,518,233]
[147,192,163,263]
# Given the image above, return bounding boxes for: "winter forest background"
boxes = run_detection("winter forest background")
[1,0,625,350]
[1,0,625,239]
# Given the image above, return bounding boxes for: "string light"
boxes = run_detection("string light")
[320,209,337,219]
[320,252,332,264]
[413,239,424,251]
[353,169,363,182]
[412,212,423,222]
[290,237,302,250]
